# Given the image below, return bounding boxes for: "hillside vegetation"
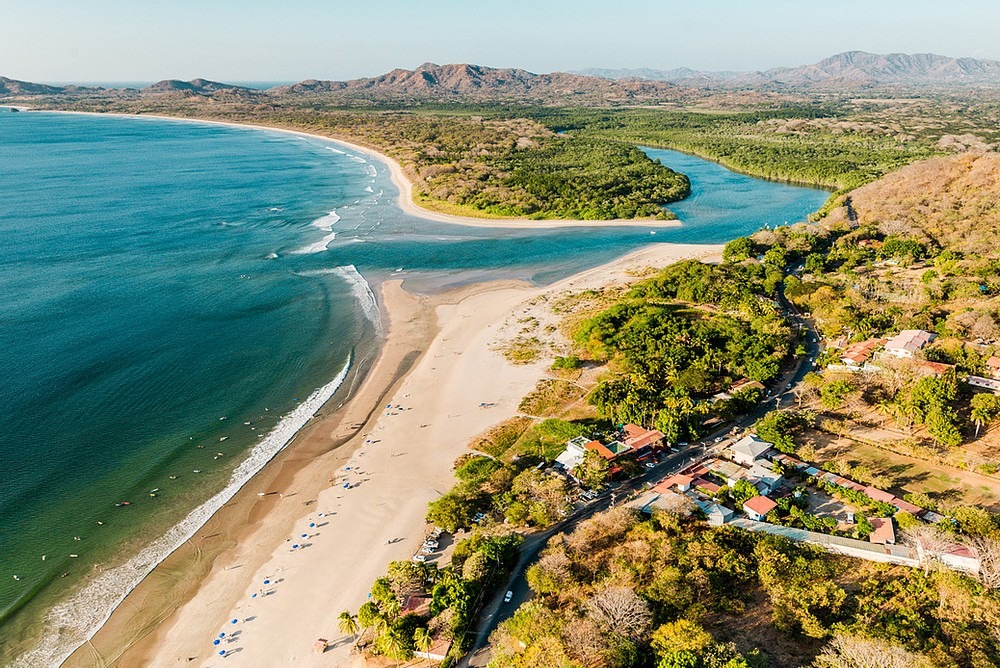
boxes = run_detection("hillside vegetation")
[490,507,1000,668]
[828,152,1000,254]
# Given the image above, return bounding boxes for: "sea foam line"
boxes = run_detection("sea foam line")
[290,231,337,255]
[299,265,381,335]
[311,210,341,232]
[15,355,353,668]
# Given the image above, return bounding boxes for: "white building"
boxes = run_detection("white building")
[730,435,774,466]
[883,330,935,359]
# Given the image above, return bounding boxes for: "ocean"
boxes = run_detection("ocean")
[0,112,827,663]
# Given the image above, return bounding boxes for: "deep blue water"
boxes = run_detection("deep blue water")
[0,112,827,660]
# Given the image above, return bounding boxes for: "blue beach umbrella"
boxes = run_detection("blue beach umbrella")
[292,544,299,549]
[309,523,315,528]
[263,579,270,584]
[213,639,221,646]
[231,618,238,624]
[219,650,226,656]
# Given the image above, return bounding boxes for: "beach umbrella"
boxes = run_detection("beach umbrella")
[301,533,307,538]
[263,579,270,584]
[213,639,221,646]
[231,619,238,624]
[219,632,225,638]
[292,544,299,549]
[219,650,226,656]
[309,522,315,528]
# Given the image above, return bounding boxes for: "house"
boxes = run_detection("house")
[987,356,1000,380]
[883,330,935,359]
[869,517,896,545]
[400,594,433,616]
[743,495,778,521]
[730,435,774,466]
[705,458,750,486]
[913,360,955,377]
[840,338,885,368]
[967,375,1000,393]
[693,478,722,495]
[864,486,897,505]
[893,498,923,515]
[415,635,452,662]
[772,453,807,471]
[622,424,665,450]
[654,474,694,493]
[715,378,767,401]
[628,489,694,516]
[555,439,588,470]
[705,504,734,526]
[747,462,783,494]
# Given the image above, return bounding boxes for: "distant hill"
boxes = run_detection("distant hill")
[269,62,678,103]
[0,77,82,95]
[143,78,255,94]
[578,51,1000,89]
[766,51,1000,87]
[573,67,744,83]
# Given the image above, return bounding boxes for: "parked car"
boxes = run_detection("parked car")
[644,462,655,469]
[412,554,427,562]
[504,590,514,603]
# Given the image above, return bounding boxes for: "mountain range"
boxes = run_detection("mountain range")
[576,51,1000,88]
[4,52,1000,104]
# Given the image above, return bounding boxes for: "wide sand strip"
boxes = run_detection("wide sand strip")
[75,242,720,668]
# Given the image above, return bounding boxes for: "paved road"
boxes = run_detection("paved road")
[458,282,822,667]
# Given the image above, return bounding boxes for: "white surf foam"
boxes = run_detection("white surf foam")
[14,355,354,668]
[364,185,374,193]
[365,165,377,177]
[311,210,341,232]
[349,155,367,164]
[300,265,381,334]
[290,231,337,255]
[324,146,346,155]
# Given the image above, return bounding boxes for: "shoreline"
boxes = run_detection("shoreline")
[36,109,683,230]
[69,242,721,668]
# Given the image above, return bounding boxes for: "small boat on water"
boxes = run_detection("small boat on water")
[115,501,131,507]
[219,437,228,442]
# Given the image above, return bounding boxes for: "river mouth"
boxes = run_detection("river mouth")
[0,112,828,664]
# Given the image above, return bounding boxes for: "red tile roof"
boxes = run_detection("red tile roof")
[869,517,895,545]
[654,474,694,493]
[623,424,664,449]
[694,479,722,494]
[864,486,896,504]
[893,499,922,515]
[743,495,778,516]
[584,440,616,460]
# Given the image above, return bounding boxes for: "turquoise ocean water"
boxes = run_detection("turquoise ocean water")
[0,112,827,663]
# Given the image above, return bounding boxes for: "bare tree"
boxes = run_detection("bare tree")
[562,618,608,668]
[585,586,651,640]
[964,534,1000,591]
[814,634,927,668]
[901,524,954,575]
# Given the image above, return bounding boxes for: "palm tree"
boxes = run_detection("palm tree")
[338,610,360,650]
[413,627,432,666]
[382,628,406,668]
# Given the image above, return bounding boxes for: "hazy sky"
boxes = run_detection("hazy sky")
[5,0,1000,82]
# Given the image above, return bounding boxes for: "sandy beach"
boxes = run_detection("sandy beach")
[62,241,720,668]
